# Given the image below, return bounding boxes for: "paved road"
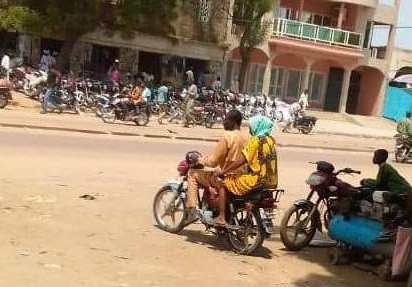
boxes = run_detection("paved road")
[0,128,409,287]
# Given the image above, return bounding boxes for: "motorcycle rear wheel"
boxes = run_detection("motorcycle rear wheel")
[135,113,149,126]
[280,205,317,251]
[153,187,186,233]
[226,208,265,255]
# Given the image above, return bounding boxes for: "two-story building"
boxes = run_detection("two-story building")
[225,0,400,116]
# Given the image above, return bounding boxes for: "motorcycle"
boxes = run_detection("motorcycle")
[41,86,81,114]
[101,95,150,126]
[153,152,283,255]
[10,67,48,99]
[293,112,317,134]
[394,133,411,163]
[279,161,362,251]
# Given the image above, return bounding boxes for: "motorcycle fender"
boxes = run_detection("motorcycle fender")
[162,180,182,193]
[292,199,322,232]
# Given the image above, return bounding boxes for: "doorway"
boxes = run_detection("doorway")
[346,71,361,114]
[324,67,343,112]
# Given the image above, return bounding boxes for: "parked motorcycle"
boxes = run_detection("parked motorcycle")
[279,161,362,251]
[394,133,411,163]
[41,87,81,114]
[153,152,283,255]
[10,67,47,99]
[101,96,150,126]
[293,113,317,134]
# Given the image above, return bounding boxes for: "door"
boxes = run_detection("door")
[324,67,343,112]
[346,71,361,114]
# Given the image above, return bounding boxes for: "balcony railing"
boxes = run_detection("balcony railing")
[273,18,363,49]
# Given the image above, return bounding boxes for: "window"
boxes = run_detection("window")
[196,0,210,23]
[248,63,265,94]
[278,7,293,19]
[308,73,325,102]
[269,67,285,97]
[285,70,302,100]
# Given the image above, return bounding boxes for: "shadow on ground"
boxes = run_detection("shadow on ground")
[178,228,274,259]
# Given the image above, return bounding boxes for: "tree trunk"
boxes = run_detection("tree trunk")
[56,35,80,73]
[238,25,252,93]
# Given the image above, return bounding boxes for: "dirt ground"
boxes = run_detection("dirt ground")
[0,128,410,287]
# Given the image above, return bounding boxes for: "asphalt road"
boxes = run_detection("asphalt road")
[0,127,409,287]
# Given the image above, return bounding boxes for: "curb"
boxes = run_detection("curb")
[0,122,385,153]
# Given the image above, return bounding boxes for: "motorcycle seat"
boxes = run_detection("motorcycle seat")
[230,188,281,202]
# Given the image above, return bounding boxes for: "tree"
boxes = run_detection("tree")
[232,0,273,92]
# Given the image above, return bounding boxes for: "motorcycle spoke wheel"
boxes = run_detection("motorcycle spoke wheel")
[395,148,408,163]
[226,209,264,255]
[280,205,316,251]
[153,188,185,233]
[101,108,116,123]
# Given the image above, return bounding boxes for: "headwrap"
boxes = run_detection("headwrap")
[249,115,273,136]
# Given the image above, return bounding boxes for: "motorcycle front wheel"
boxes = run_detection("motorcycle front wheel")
[0,93,8,108]
[300,124,314,134]
[395,147,408,163]
[279,205,317,251]
[204,115,215,129]
[101,106,116,123]
[153,187,186,233]
[135,113,149,126]
[226,208,265,255]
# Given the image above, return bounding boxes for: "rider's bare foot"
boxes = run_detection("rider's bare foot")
[213,216,227,226]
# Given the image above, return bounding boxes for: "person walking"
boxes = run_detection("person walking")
[183,77,197,127]
[157,82,168,124]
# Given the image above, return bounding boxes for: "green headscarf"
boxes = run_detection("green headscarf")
[249,115,273,136]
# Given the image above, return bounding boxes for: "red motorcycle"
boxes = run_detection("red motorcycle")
[279,161,362,251]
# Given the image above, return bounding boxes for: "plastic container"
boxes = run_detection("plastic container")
[328,215,382,250]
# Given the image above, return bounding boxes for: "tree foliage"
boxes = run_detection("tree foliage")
[232,0,273,92]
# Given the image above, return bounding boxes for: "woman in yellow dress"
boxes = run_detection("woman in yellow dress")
[213,115,278,226]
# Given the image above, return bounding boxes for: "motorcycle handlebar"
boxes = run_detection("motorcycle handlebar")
[336,168,361,175]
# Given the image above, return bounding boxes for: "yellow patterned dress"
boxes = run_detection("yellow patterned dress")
[223,135,278,196]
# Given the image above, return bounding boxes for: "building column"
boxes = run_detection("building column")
[262,55,277,96]
[302,60,314,93]
[337,3,346,29]
[298,0,305,21]
[339,68,352,113]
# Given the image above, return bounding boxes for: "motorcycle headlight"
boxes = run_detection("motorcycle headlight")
[306,173,325,186]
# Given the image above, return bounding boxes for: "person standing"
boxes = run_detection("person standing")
[157,82,168,124]
[183,77,197,127]
[1,51,11,81]
[212,76,222,92]
[299,89,309,112]
[39,50,52,71]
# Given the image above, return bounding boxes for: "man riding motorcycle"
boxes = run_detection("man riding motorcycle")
[185,110,249,223]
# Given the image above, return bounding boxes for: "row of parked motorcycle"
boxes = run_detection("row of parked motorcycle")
[7,65,318,133]
[154,157,411,280]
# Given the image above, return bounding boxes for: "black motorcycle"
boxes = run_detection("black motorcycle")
[293,113,317,134]
[394,133,411,163]
[101,96,150,126]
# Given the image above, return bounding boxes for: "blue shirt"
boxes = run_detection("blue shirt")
[157,86,168,104]
[142,87,152,102]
